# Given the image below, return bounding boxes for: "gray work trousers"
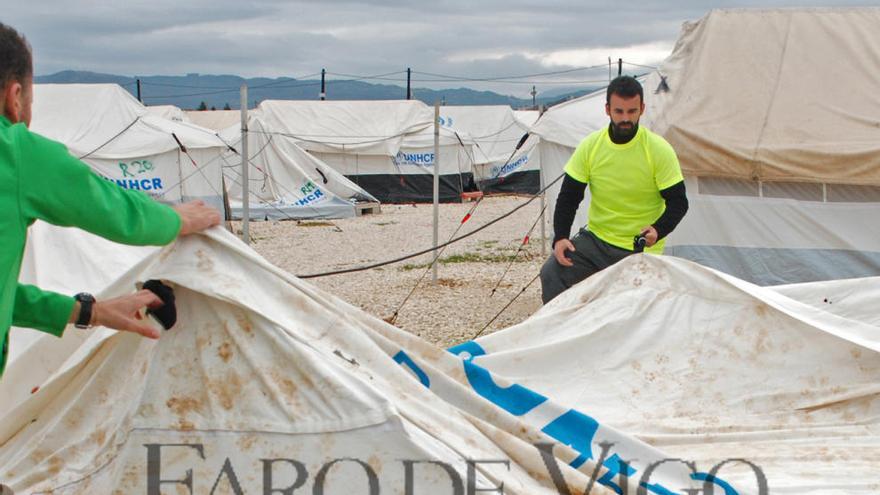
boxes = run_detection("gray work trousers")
[540,229,632,304]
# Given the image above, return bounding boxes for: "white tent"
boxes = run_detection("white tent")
[145,105,190,123]
[32,84,227,214]
[252,100,478,203]
[217,115,379,220]
[532,8,880,284]
[185,109,241,132]
[513,110,540,128]
[440,106,541,194]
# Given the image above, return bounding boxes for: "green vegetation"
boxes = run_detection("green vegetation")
[400,250,537,271]
[297,220,335,227]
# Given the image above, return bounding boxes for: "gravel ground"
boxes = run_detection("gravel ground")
[234,195,551,347]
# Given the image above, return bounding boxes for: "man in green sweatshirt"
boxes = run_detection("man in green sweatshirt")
[0,23,221,377]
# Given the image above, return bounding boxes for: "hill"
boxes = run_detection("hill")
[35,70,597,110]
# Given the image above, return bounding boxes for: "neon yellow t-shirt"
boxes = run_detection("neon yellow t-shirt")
[563,126,683,253]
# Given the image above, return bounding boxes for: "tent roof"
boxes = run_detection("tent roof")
[646,7,880,185]
[439,106,530,163]
[185,109,241,131]
[255,100,435,155]
[32,84,225,157]
[529,86,610,149]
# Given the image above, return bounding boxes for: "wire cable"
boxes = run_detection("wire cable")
[77,117,141,159]
[489,202,546,297]
[472,273,541,340]
[296,171,564,279]
[386,197,484,324]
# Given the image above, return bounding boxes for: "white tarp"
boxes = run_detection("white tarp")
[0,231,721,495]
[31,84,228,213]
[217,116,378,220]
[4,228,875,492]
[470,253,880,493]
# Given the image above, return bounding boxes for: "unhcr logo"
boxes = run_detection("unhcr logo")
[296,180,327,206]
[491,155,529,177]
[392,151,435,168]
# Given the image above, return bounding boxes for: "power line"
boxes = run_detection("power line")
[412,62,610,82]
[622,61,659,70]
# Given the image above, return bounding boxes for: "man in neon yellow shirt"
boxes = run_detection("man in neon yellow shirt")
[540,76,688,303]
[0,23,221,377]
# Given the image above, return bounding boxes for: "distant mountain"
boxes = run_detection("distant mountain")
[35,70,597,110]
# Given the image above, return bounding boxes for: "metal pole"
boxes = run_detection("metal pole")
[618,58,623,76]
[538,104,546,258]
[136,78,142,103]
[407,68,412,100]
[240,84,249,244]
[432,101,440,284]
[320,68,326,100]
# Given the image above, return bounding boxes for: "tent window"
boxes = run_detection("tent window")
[826,184,880,203]
[762,182,823,201]
[697,177,758,197]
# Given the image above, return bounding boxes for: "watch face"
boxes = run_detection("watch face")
[75,292,95,303]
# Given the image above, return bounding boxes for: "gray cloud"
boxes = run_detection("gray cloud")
[6,1,878,96]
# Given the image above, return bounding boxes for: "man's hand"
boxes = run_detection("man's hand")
[639,226,659,247]
[70,291,165,339]
[553,239,576,267]
[173,200,221,236]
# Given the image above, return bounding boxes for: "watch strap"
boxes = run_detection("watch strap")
[74,293,95,329]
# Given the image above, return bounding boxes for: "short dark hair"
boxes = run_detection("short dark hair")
[606,75,643,105]
[0,22,33,91]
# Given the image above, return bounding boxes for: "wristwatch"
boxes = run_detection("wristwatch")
[74,292,95,329]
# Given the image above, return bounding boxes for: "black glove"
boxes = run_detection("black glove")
[143,279,177,330]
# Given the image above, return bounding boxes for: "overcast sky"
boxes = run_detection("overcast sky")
[6,1,876,97]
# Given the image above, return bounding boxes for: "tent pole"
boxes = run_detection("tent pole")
[433,101,440,284]
[240,84,249,244]
[539,106,547,258]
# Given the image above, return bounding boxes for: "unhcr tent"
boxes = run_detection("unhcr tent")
[217,116,379,220]
[439,106,541,194]
[32,84,227,214]
[253,100,477,203]
[533,8,880,284]
[145,105,190,123]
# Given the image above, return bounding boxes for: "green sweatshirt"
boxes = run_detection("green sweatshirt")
[1,115,181,376]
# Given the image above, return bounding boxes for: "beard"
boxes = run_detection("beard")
[610,119,638,141]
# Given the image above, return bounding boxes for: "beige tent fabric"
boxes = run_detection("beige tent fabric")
[645,8,880,185]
